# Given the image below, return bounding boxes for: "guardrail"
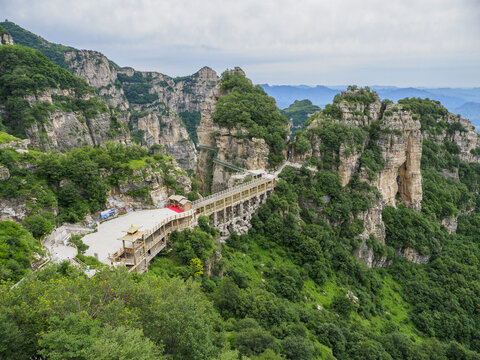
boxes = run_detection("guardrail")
[192,177,273,207]
[143,209,194,238]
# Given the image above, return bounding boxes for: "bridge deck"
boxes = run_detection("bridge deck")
[193,176,275,209]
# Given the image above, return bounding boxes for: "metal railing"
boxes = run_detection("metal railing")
[192,177,274,207]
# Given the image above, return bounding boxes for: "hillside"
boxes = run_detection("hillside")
[281,99,321,133]
[3,88,480,359]
[0,21,219,170]
[0,44,128,150]
[2,22,480,360]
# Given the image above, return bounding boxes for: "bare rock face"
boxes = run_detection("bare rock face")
[370,104,423,210]
[21,90,128,152]
[424,112,480,163]
[396,248,430,264]
[135,112,197,170]
[338,143,364,187]
[441,217,458,234]
[298,91,426,266]
[65,50,117,88]
[0,32,13,45]
[105,163,191,211]
[0,198,27,222]
[0,166,10,180]
[149,66,219,114]
[63,52,215,169]
[65,50,128,110]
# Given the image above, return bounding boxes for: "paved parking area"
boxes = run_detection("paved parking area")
[83,208,178,264]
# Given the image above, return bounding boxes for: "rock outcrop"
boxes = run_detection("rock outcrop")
[196,68,271,193]
[149,66,219,114]
[135,112,197,170]
[298,90,424,266]
[65,50,128,110]
[424,112,480,163]
[62,51,218,170]
[21,89,128,152]
[371,105,423,210]
[0,32,13,45]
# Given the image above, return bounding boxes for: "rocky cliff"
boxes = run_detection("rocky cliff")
[23,89,128,152]
[295,90,424,266]
[293,90,480,267]
[196,68,274,193]
[65,50,128,111]
[0,32,13,45]
[0,22,220,171]
[62,51,218,170]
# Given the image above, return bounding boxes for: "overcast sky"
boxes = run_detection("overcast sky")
[1,0,480,87]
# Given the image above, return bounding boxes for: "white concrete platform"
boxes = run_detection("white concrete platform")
[50,244,77,263]
[83,208,179,264]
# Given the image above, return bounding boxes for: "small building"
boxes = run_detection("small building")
[168,195,192,211]
[117,224,147,272]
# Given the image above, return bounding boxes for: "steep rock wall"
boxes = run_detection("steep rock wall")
[21,89,128,152]
[65,50,129,110]
[63,52,215,170]
[297,91,424,266]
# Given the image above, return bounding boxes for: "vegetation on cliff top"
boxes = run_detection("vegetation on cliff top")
[0,45,115,139]
[212,71,289,167]
[0,21,76,68]
[281,99,321,131]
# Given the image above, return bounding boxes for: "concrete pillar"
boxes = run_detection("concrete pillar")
[213,211,218,227]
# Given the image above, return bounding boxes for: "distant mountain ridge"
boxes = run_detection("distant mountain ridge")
[260,84,480,128]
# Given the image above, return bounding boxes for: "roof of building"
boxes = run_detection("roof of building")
[118,230,145,242]
[169,195,186,202]
[123,224,142,234]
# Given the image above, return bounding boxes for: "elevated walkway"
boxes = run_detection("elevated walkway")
[199,144,250,173]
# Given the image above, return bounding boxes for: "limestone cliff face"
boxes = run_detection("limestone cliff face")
[21,89,128,152]
[149,66,219,113]
[196,69,271,193]
[63,52,216,170]
[369,104,423,211]
[134,112,197,170]
[0,32,13,45]
[423,112,480,163]
[65,50,128,110]
[106,164,191,211]
[299,91,424,266]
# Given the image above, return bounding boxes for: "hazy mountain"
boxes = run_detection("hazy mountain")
[455,102,480,127]
[259,84,338,108]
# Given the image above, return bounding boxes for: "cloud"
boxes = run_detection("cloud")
[2,0,479,86]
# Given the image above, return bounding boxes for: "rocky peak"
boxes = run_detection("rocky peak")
[294,89,425,266]
[65,50,128,110]
[196,68,279,193]
[372,104,423,210]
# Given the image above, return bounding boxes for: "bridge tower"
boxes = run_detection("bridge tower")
[117,225,147,272]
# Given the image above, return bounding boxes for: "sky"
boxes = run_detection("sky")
[1,0,480,87]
